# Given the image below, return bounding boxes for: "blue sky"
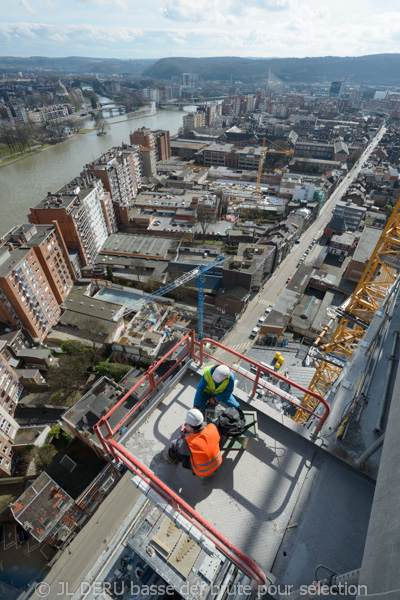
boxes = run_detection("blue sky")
[1,0,400,59]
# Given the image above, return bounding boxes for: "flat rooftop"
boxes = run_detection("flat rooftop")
[100,233,179,259]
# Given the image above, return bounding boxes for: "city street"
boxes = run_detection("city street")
[213,126,386,364]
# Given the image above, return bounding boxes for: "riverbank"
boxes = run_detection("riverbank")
[0,105,188,236]
[0,105,156,169]
[0,142,56,168]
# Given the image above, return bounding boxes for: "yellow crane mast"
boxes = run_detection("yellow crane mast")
[294,195,400,425]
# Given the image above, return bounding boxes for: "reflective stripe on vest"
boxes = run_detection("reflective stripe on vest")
[203,366,230,396]
[186,423,222,477]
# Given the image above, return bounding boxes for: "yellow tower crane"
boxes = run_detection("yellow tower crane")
[294,195,400,426]
[255,137,294,194]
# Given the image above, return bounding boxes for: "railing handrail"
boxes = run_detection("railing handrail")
[95,331,195,439]
[195,338,330,434]
[107,439,267,588]
[93,333,331,591]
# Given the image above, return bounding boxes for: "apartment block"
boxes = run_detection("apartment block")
[129,127,161,177]
[85,147,141,229]
[0,224,75,343]
[29,178,110,267]
[154,130,171,161]
[0,349,22,477]
[139,147,157,178]
[333,200,367,232]
[183,111,206,134]
[130,127,155,149]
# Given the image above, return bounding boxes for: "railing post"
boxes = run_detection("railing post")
[252,368,261,397]
[190,329,196,360]
[199,337,204,366]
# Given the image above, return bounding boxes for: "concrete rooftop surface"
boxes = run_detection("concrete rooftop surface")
[118,367,375,594]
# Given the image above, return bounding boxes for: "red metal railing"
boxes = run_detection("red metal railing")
[108,439,267,587]
[198,338,330,435]
[94,332,329,590]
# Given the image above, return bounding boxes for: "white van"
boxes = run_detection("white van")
[250,326,260,339]
[257,316,266,326]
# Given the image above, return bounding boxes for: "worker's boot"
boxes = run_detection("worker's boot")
[164,449,177,464]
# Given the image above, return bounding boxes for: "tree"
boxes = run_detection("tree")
[94,361,131,382]
[80,317,106,366]
[90,94,98,109]
[94,116,110,136]
[195,206,213,241]
[47,354,89,396]
[61,340,86,354]
[106,266,115,282]
[347,148,363,167]
[32,444,57,470]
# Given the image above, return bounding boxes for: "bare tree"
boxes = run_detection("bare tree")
[80,317,106,366]
[195,206,213,241]
[95,116,110,136]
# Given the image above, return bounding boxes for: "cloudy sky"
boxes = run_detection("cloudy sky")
[1,0,400,59]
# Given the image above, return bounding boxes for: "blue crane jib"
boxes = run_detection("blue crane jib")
[111,254,226,340]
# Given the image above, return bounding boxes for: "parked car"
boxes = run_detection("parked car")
[250,326,260,339]
[265,307,271,315]
[257,316,266,326]
[286,277,292,283]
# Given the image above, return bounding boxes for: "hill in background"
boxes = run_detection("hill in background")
[1,53,400,85]
[142,54,400,86]
[0,56,156,75]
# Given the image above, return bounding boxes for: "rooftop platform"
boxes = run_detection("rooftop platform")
[115,364,375,592]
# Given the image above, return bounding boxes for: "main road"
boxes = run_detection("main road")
[213,126,386,364]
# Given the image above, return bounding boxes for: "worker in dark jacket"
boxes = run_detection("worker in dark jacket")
[165,408,222,477]
[194,364,239,414]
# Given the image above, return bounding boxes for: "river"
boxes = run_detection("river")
[0,105,194,238]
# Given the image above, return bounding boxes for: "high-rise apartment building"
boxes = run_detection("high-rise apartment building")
[0,351,21,477]
[182,111,206,134]
[84,147,141,229]
[129,127,155,149]
[138,147,157,178]
[0,224,75,343]
[130,126,171,168]
[129,127,158,178]
[153,130,171,161]
[29,177,110,267]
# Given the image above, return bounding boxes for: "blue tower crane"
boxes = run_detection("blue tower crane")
[112,254,226,341]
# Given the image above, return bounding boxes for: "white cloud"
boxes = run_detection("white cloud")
[20,0,37,15]
[75,0,128,9]
[160,0,291,23]
[1,2,400,58]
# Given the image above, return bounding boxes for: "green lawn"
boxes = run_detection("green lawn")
[0,143,52,163]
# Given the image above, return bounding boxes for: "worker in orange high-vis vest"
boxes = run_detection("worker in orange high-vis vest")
[164,408,222,478]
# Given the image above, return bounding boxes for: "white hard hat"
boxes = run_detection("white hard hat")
[185,408,204,427]
[212,364,230,383]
